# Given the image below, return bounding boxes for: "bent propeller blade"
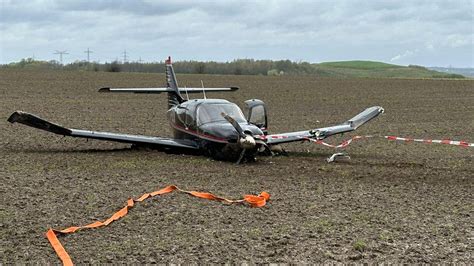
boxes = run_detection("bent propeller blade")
[221,112,246,138]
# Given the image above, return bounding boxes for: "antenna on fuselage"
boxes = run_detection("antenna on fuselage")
[201,80,207,100]
[184,85,190,101]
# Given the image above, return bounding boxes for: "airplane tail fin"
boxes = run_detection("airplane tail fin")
[165,56,184,109]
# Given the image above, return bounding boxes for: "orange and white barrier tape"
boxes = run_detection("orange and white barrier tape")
[308,135,473,148]
[46,185,270,265]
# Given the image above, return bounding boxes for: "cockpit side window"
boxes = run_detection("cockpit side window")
[175,103,196,129]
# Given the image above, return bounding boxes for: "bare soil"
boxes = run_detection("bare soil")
[0,69,473,263]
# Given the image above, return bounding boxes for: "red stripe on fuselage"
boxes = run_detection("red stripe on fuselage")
[170,122,229,143]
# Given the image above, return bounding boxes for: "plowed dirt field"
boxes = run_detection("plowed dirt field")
[1,69,473,263]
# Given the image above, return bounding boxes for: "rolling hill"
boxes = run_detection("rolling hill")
[313,60,465,79]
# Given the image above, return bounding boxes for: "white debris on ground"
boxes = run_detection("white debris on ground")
[326,152,351,163]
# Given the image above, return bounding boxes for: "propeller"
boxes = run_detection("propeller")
[221,112,269,164]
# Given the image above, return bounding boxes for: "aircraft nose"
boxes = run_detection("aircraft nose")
[240,124,263,136]
[198,122,263,143]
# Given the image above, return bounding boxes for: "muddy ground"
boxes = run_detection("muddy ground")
[0,69,473,263]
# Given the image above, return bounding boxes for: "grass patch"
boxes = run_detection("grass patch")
[379,230,394,242]
[303,218,334,234]
[353,239,367,252]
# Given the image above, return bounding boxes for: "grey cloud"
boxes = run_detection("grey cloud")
[0,0,472,66]
[55,0,190,16]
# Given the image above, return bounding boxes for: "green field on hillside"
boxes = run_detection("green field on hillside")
[314,61,464,79]
[319,60,402,70]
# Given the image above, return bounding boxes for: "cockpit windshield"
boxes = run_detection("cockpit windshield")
[197,103,247,125]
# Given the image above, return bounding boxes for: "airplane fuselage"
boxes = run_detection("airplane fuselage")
[167,99,264,160]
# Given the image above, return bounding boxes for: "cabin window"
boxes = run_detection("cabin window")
[174,104,195,128]
[176,107,187,125]
[197,103,246,126]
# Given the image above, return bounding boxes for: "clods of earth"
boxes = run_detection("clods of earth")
[0,69,472,263]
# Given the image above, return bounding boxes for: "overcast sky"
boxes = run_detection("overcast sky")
[1,0,473,67]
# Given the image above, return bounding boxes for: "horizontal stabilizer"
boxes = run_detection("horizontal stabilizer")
[181,87,239,92]
[99,87,239,94]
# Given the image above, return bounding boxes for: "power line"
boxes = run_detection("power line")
[84,48,93,62]
[54,50,68,65]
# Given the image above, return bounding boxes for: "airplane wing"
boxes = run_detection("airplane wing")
[99,87,239,93]
[264,106,384,145]
[7,111,199,150]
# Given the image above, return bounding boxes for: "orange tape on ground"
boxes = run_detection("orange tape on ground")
[46,185,270,265]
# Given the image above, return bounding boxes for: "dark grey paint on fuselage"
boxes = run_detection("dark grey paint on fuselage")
[167,99,263,160]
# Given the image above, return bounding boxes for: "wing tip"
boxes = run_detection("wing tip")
[7,111,22,123]
[230,86,239,91]
[7,111,72,135]
[98,87,110,93]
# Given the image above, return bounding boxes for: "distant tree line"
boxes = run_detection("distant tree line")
[2,58,464,78]
[1,58,324,76]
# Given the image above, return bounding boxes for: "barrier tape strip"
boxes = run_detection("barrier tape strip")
[45,185,270,265]
[384,136,473,147]
[308,135,473,148]
[309,135,368,149]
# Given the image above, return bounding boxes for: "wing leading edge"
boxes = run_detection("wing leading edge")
[265,106,384,145]
[7,111,198,150]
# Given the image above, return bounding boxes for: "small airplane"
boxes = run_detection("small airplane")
[8,56,384,163]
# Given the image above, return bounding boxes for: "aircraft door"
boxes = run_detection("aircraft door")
[244,99,268,134]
